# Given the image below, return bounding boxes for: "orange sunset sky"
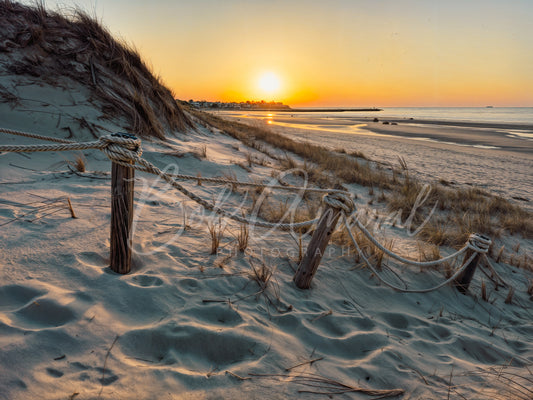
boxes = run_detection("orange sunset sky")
[26,0,533,107]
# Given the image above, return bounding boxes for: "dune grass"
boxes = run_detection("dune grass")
[0,0,192,139]
[207,218,225,255]
[187,108,389,189]
[189,108,533,249]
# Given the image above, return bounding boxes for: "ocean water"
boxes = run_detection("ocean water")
[340,107,533,125]
[233,107,533,125]
[221,107,533,143]
[371,107,533,125]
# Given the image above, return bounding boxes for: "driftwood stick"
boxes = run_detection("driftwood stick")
[67,197,77,218]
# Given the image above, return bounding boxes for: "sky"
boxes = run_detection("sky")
[28,0,533,107]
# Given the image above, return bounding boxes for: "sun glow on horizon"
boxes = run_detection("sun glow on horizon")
[257,72,281,96]
[76,0,533,107]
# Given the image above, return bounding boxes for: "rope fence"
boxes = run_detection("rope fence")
[1,128,504,296]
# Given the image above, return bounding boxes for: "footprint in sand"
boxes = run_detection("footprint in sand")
[45,368,64,378]
[177,278,200,294]
[12,298,76,329]
[130,275,164,288]
[75,251,108,269]
[379,312,411,330]
[119,323,258,369]
[49,361,119,385]
[94,367,119,385]
[0,285,45,311]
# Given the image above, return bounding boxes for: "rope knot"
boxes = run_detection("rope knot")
[322,192,355,214]
[100,133,142,164]
[467,233,491,253]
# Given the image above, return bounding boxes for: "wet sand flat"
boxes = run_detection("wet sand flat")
[272,116,533,154]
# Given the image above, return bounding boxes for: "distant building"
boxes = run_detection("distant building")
[187,99,291,110]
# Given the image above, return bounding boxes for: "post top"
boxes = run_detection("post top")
[111,132,138,140]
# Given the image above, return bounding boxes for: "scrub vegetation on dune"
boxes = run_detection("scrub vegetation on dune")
[188,108,533,262]
[0,0,192,138]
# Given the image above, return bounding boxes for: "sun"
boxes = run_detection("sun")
[258,72,281,94]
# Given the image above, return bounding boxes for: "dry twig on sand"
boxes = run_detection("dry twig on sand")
[285,357,324,371]
[0,195,77,226]
[98,335,119,398]
[248,372,404,398]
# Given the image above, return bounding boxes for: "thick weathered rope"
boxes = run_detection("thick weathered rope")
[348,215,477,267]
[124,163,346,194]
[322,192,355,214]
[0,127,75,143]
[344,214,482,293]
[167,173,346,194]
[0,138,106,153]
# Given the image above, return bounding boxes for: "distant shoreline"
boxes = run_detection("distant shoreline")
[205,107,383,112]
[257,108,383,113]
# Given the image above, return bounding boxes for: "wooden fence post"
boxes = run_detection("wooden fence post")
[453,248,482,293]
[453,233,490,293]
[293,204,342,289]
[110,155,135,274]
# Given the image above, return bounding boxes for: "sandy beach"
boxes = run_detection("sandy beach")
[1,3,533,400]
[272,115,533,153]
[218,111,533,208]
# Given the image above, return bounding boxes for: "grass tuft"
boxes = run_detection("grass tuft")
[67,153,86,173]
[237,219,249,253]
[207,218,225,255]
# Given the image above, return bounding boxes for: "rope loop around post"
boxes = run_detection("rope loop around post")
[322,192,355,215]
[99,133,142,164]
[466,233,491,254]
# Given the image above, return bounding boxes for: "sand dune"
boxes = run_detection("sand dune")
[1,4,532,400]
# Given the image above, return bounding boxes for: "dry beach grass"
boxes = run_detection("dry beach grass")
[189,108,533,249]
[0,0,191,139]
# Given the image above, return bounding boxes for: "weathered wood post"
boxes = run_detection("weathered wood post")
[110,133,136,274]
[453,233,490,293]
[453,249,482,293]
[293,203,343,289]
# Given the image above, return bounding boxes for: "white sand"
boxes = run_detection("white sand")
[1,75,533,400]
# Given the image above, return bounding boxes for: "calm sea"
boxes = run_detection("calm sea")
[239,107,533,125]
[347,107,533,125]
